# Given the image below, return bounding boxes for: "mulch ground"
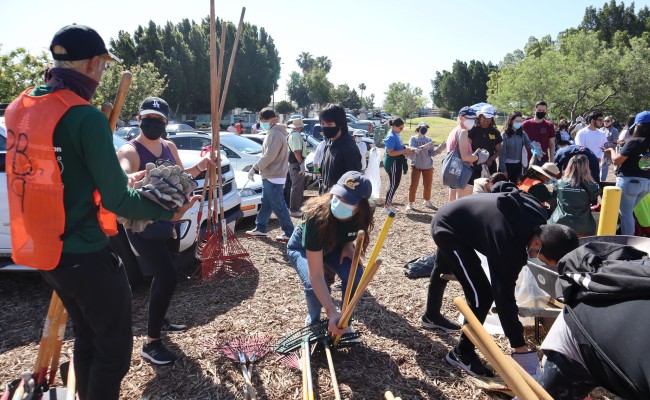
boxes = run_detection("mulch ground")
[0,152,614,399]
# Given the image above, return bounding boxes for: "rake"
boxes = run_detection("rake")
[198,3,253,282]
[275,318,363,355]
[215,335,274,399]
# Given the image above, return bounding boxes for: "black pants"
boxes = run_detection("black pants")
[385,160,402,205]
[432,231,493,355]
[127,230,178,339]
[537,350,597,399]
[40,248,132,400]
[505,162,523,184]
[425,220,454,319]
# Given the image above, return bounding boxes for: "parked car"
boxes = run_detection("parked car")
[167,132,262,172]
[346,115,375,135]
[114,126,140,141]
[241,134,266,146]
[234,171,262,219]
[166,123,194,133]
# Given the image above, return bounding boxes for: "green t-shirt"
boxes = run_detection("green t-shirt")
[288,130,306,156]
[300,216,360,252]
[30,86,174,253]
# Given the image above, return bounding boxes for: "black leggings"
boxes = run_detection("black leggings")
[126,230,178,339]
[385,160,403,205]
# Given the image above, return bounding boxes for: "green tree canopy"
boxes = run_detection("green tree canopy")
[431,60,492,112]
[0,47,50,102]
[275,100,294,115]
[384,82,427,119]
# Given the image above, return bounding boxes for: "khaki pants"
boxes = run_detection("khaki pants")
[409,167,434,203]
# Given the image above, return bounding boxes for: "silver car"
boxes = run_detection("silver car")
[168,132,262,172]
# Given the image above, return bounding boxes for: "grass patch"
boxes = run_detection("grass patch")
[397,116,457,145]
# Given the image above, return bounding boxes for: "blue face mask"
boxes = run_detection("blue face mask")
[513,122,522,130]
[260,122,271,131]
[420,128,428,135]
[330,197,356,220]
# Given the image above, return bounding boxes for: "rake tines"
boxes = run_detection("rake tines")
[200,224,254,281]
[274,319,329,354]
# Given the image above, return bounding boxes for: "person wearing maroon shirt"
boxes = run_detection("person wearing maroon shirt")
[522,101,556,166]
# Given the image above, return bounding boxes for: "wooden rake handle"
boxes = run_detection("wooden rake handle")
[342,231,365,313]
[108,71,132,132]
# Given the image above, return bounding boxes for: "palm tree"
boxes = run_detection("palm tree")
[315,56,332,73]
[358,83,366,99]
[296,52,314,73]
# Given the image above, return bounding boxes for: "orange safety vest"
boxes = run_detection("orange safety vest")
[518,177,542,193]
[5,88,117,270]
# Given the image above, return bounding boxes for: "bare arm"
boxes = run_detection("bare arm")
[306,249,346,335]
[458,130,479,163]
[604,148,627,165]
[548,137,556,162]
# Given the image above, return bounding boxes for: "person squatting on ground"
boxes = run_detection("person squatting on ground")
[548,154,601,237]
[245,108,294,242]
[575,111,608,182]
[554,141,601,183]
[604,111,650,235]
[498,111,533,184]
[383,117,414,213]
[468,105,502,182]
[517,162,560,210]
[286,118,307,217]
[4,25,199,400]
[318,104,362,194]
[426,189,578,377]
[117,97,211,365]
[286,171,374,333]
[522,101,556,165]
[406,121,440,211]
[445,106,480,201]
[473,172,508,193]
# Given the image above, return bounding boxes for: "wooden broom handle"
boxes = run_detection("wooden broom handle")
[342,231,364,313]
[108,71,132,132]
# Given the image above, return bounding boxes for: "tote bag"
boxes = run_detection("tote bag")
[441,131,473,189]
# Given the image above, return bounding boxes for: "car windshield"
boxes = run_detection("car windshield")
[166,124,193,132]
[221,134,263,155]
[113,134,126,151]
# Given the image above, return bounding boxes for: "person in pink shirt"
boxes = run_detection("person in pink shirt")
[522,101,556,166]
[445,106,480,201]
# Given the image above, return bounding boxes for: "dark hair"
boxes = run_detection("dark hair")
[587,111,603,124]
[319,104,349,136]
[258,107,277,120]
[301,193,374,254]
[478,114,497,129]
[558,119,569,131]
[633,123,650,139]
[503,111,523,136]
[489,172,508,184]
[624,114,636,130]
[534,101,547,109]
[518,166,545,184]
[389,117,404,128]
[534,224,579,263]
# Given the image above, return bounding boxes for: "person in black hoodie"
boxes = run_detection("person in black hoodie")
[429,189,578,377]
[318,104,362,194]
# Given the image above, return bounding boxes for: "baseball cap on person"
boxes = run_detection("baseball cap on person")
[477,104,496,119]
[458,106,477,118]
[139,97,170,120]
[329,171,372,206]
[50,24,120,62]
[629,111,650,131]
[418,122,430,128]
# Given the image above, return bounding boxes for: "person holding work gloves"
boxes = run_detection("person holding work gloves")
[468,104,502,182]
[406,122,445,211]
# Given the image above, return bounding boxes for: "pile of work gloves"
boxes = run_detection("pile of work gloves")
[472,148,492,178]
[120,162,199,232]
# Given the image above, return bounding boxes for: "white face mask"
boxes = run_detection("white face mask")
[463,119,475,130]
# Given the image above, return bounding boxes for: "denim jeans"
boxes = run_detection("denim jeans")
[286,227,363,324]
[600,159,610,182]
[616,176,650,235]
[256,179,294,237]
[534,351,597,400]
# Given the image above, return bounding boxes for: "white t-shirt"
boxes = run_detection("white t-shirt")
[575,127,607,158]
[540,311,586,368]
[313,141,326,167]
[356,140,367,170]
[227,125,237,133]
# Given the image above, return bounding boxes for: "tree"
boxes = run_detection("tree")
[304,68,333,108]
[579,0,650,44]
[384,82,427,120]
[362,94,375,111]
[94,62,167,122]
[358,83,366,99]
[275,100,294,115]
[286,71,310,111]
[332,84,351,105]
[431,60,490,112]
[0,47,50,102]
[315,56,332,73]
[296,52,314,73]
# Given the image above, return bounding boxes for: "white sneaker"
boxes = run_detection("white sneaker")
[405,203,413,211]
[245,229,267,238]
[424,200,438,210]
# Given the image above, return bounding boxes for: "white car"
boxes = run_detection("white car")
[168,132,262,172]
[234,171,262,219]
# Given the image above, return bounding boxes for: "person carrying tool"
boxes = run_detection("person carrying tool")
[117,97,211,365]
[4,25,199,400]
[287,171,373,334]
[426,189,578,377]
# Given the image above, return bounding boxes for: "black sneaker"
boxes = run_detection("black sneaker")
[161,319,187,334]
[446,349,494,378]
[420,314,461,332]
[142,340,177,365]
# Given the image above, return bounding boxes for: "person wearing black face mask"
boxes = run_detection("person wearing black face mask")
[318,104,362,194]
[522,100,556,166]
[116,96,211,366]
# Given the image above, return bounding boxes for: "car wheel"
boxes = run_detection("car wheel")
[109,225,143,288]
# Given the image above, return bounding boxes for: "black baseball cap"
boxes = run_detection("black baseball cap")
[330,171,372,205]
[50,24,120,62]
[139,97,170,120]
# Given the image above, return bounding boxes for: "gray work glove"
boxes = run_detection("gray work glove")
[511,350,540,376]
[473,148,490,164]
[248,167,256,181]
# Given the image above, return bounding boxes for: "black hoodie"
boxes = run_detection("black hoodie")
[319,133,361,194]
[432,190,548,345]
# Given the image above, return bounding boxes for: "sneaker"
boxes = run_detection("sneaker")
[405,203,414,211]
[424,200,438,210]
[161,319,187,334]
[290,210,303,218]
[142,340,177,365]
[245,229,267,238]
[420,314,461,332]
[275,234,290,243]
[446,349,494,378]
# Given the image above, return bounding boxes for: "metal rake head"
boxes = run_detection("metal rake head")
[274,319,329,354]
[214,335,275,364]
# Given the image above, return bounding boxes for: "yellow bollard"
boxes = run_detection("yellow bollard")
[597,186,622,236]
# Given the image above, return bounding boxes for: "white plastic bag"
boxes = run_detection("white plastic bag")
[515,265,550,309]
[366,147,381,199]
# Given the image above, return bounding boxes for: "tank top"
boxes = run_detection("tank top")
[128,139,176,170]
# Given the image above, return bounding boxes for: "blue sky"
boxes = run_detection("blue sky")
[3,0,649,106]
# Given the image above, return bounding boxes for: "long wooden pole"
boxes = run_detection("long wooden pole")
[342,231,364,313]
[108,71,132,132]
[323,343,341,400]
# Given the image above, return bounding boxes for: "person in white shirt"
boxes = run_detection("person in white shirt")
[353,131,367,171]
[571,116,586,135]
[227,123,237,133]
[574,111,607,181]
